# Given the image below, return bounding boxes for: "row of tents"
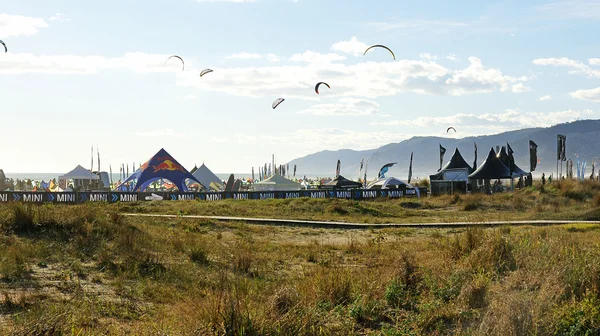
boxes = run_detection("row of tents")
[430,145,531,194]
[52,148,420,193]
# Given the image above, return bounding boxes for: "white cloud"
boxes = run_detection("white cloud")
[331,36,369,56]
[511,82,532,93]
[181,95,197,100]
[532,57,600,77]
[539,95,552,101]
[225,52,280,62]
[300,98,379,116]
[0,41,531,101]
[266,53,280,62]
[289,50,345,63]
[209,128,407,153]
[371,108,595,130]
[133,129,186,138]
[0,52,180,74]
[0,13,48,37]
[590,58,600,65]
[419,53,437,61]
[446,54,459,61]
[570,87,600,102]
[225,52,263,60]
[444,57,531,95]
[49,13,70,22]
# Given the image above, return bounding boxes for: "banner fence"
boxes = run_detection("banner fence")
[0,188,428,204]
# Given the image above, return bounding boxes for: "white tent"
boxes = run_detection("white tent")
[253,174,300,191]
[367,177,420,197]
[191,164,223,191]
[58,165,99,189]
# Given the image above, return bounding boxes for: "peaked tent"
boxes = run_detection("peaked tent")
[132,148,204,192]
[319,175,362,189]
[253,174,300,191]
[59,165,100,180]
[58,165,100,189]
[497,146,528,177]
[192,163,223,191]
[367,177,413,189]
[430,148,473,181]
[469,148,512,180]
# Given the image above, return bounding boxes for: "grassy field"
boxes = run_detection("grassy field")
[1,180,600,335]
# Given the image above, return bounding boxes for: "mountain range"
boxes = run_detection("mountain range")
[287,120,600,180]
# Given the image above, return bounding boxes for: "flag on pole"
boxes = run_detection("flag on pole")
[408,153,413,184]
[439,144,446,172]
[473,143,478,171]
[529,140,538,172]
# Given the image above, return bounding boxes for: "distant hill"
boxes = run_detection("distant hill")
[288,120,600,180]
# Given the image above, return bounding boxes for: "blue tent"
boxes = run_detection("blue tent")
[130,148,204,192]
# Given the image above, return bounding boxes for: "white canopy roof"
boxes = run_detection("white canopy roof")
[253,174,300,191]
[191,164,223,190]
[59,165,99,180]
[367,177,413,189]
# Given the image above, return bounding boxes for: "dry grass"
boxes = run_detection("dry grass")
[0,180,600,334]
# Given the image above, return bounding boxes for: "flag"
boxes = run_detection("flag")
[591,162,596,180]
[557,134,567,161]
[439,144,446,172]
[529,140,538,172]
[335,160,341,177]
[293,164,297,177]
[577,159,581,180]
[507,142,515,176]
[97,146,101,172]
[127,164,129,178]
[252,167,255,181]
[286,163,289,177]
[109,164,113,188]
[473,143,478,171]
[90,145,94,173]
[408,153,413,184]
[364,162,368,187]
[496,145,500,154]
[378,162,396,179]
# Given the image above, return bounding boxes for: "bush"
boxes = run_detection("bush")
[271,286,300,315]
[553,293,600,335]
[190,247,209,265]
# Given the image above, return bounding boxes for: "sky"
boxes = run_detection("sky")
[1,0,599,173]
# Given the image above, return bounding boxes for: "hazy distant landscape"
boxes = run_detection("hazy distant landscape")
[288,120,600,178]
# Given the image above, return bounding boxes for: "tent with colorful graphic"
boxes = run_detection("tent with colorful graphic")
[131,148,204,192]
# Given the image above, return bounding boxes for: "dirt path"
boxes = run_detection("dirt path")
[123,213,600,229]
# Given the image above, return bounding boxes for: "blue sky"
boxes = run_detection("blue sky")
[1,0,599,174]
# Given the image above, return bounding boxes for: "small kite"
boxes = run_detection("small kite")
[272,98,285,109]
[447,127,457,133]
[315,82,330,94]
[200,69,213,77]
[0,40,6,53]
[165,55,184,71]
[364,44,395,60]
